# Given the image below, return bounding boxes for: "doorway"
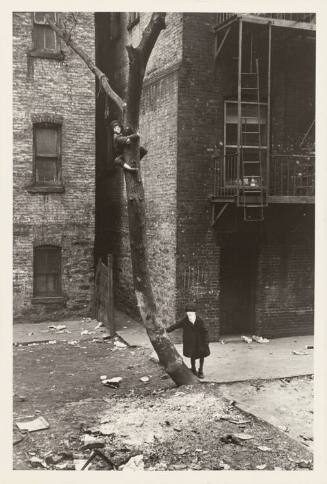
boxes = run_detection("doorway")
[220,244,258,335]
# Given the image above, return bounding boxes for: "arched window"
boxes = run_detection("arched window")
[33,246,61,296]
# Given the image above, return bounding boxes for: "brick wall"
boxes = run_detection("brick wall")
[95,13,182,326]
[176,14,221,340]
[13,12,96,321]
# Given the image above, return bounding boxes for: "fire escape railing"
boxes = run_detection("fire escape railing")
[213,153,315,198]
[216,13,316,27]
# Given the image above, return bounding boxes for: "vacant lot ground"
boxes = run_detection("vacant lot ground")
[13,336,313,471]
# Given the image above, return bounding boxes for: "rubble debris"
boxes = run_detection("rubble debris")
[48,340,57,345]
[220,340,225,344]
[220,433,242,445]
[100,375,107,381]
[94,322,104,330]
[48,324,66,331]
[256,464,267,470]
[296,459,313,469]
[140,376,150,383]
[257,445,272,452]
[252,335,269,343]
[278,425,289,433]
[120,454,144,471]
[13,430,27,445]
[305,345,314,349]
[114,340,127,348]
[81,434,105,450]
[45,453,65,465]
[29,456,48,468]
[68,340,78,346]
[16,416,49,432]
[74,458,89,471]
[241,336,252,343]
[292,350,309,355]
[14,394,27,402]
[28,332,34,336]
[81,329,94,335]
[218,460,231,470]
[233,432,254,440]
[101,377,122,388]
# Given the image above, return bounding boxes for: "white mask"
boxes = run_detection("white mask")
[186,311,196,324]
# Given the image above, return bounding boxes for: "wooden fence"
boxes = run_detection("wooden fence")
[94,254,115,336]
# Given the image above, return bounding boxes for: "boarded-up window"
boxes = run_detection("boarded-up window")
[127,12,140,30]
[34,124,61,184]
[33,12,58,51]
[34,246,61,296]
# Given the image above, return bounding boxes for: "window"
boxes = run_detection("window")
[33,124,61,185]
[127,12,140,30]
[33,12,58,52]
[33,246,61,297]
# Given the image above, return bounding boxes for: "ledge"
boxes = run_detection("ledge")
[27,49,65,61]
[27,185,65,194]
[32,296,66,305]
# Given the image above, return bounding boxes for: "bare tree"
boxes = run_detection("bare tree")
[47,13,199,386]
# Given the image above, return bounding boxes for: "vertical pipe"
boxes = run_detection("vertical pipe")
[266,22,272,200]
[237,19,243,199]
[107,254,115,336]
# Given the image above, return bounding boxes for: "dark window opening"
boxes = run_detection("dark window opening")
[33,246,62,296]
[32,12,59,52]
[33,124,61,186]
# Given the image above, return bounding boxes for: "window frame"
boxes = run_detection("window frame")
[32,122,62,188]
[29,12,64,60]
[33,245,62,298]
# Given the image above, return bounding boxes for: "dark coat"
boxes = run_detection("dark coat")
[167,316,210,358]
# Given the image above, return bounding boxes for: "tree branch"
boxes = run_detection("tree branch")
[46,15,126,114]
[126,12,166,128]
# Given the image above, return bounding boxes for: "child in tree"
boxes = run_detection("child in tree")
[167,303,210,378]
[111,120,147,172]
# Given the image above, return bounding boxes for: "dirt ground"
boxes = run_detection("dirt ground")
[13,336,313,471]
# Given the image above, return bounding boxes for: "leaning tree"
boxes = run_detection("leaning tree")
[46,12,199,386]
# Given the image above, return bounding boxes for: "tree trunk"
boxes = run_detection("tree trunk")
[47,12,199,386]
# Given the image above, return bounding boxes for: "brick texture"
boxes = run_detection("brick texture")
[13,12,96,321]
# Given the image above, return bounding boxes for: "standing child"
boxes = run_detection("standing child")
[167,303,210,378]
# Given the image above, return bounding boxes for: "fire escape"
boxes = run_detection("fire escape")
[211,13,316,226]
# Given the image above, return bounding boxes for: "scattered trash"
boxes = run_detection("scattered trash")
[299,434,313,441]
[149,351,159,363]
[274,467,282,471]
[14,394,27,402]
[28,332,34,336]
[278,425,289,433]
[241,336,252,343]
[95,322,104,330]
[44,453,65,465]
[114,340,127,348]
[220,433,242,445]
[13,430,27,445]
[177,448,186,455]
[234,432,254,440]
[16,416,49,432]
[100,375,107,380]
[252,335,269,343]
[81,435,105,450]
[256,464,267,470]
[161,374,169,380]
[74,458,89,471]
[120,454,144,471]
[55,462,72,470]
[195,448,202,452]
[81,329,93,335]
[218,460,231,470]
[305,345,314,349]
[102,333,111,340]
[68,340,78,346]
[292,350,309,355]
[48,340,57,345]
[49,324,66,331]
[174,426,182,432]
[101,377,122,388]
[220,339,225,344]
[140,376,150,383]
[172,463,187,470]
[29,456,48,468]
[257,445,272,452]
[296,459,312,469]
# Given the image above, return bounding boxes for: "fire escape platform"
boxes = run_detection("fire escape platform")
[214,13,316,33]
[210,195,314,205]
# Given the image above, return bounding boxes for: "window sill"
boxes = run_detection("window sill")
[32,296,66,305]
[28,49,65,61]
[27,185,65,194]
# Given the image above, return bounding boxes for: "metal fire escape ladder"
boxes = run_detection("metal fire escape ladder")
[236,21,267,222]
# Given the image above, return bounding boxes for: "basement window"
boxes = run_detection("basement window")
[33,246,62,297]
[127,12,140,30]
[28,123,64,193]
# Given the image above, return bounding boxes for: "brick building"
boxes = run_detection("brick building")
[13,12,96,321]
[96,12,315,340]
